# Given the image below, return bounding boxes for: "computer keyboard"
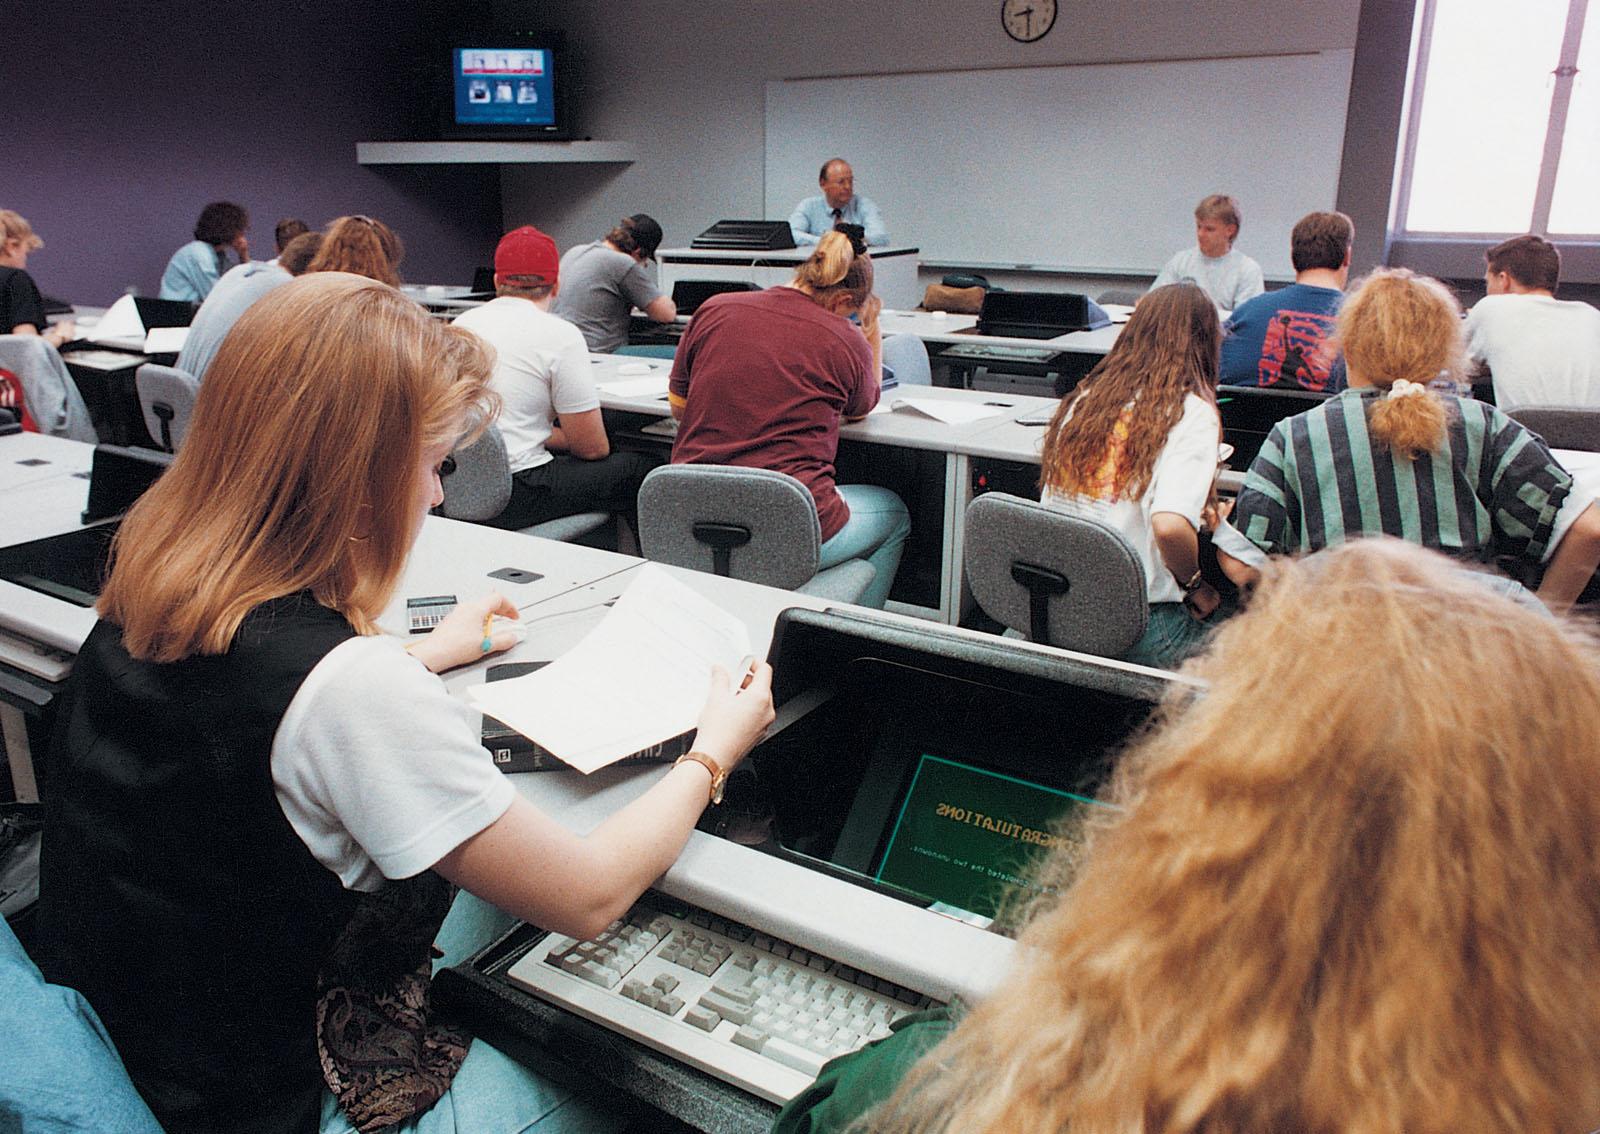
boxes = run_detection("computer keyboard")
[504,891,936,1103]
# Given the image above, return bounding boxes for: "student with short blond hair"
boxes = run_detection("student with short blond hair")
[777,537,1600,1134]
[0,209,74,345]
[1150,193,1264,311]
[1465,234,1600,410]
[1233,267,1600,609]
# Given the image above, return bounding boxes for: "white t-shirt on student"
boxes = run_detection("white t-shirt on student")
[1043,393,1219,605]
[1464,292,1600,412]
[271,635,517,891]
[452,296,597,473]
[1151,247,1265,313]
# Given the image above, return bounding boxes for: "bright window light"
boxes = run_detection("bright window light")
[1403,0,1567,234]
[1548,19,1600,233]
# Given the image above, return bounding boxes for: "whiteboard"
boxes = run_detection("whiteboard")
[765,51,1354,279]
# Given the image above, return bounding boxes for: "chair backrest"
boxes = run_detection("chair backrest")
[1096,287,1146,307]
[881,333,932,386]
[637,464,823,589]
[437,424,512,522]
[0,334,97,443]
[964,492,1149,657]
[134,362,200,453]
[1505,405,1600,453]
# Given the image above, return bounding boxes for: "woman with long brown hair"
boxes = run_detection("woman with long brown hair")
[1234,267,1600,608]
[306,214,406,287]
[776,538,1600,1133]
[1038,282,1228,667]
[38,272,774,1134]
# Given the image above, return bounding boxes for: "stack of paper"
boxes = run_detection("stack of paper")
[465,564,751,773]
[881,397,1009,426]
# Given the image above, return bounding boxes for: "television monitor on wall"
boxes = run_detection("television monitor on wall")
[441,32,571,141]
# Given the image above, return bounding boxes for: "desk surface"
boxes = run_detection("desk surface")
[659,245,920,263]
[880,307,1122,355]
[390,518,1019,1004]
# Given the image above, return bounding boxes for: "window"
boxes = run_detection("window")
[1396,0,1597,240]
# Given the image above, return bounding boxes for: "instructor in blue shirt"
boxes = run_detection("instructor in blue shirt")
[789,158,888,247]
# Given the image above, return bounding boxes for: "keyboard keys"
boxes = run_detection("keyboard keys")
[509,893,939,1103]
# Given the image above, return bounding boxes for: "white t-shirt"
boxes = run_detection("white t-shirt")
[1464,292,1600,412]
[1151,247,1265,313]
[271,635,517,892]
[1043,393,1220,605]
[452,297,597,473]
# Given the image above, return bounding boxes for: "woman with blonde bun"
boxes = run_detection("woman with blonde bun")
[776,537,1600,1133]
[668,229,909,608]
[1234,266,1600,609]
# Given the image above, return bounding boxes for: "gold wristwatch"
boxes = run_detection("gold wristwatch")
[675,750,727,805]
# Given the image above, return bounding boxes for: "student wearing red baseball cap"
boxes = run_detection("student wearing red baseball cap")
[452,225,653,538]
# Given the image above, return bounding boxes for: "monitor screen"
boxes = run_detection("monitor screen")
[441,33,570,140]
[718,654,1148,930]
[452,47,556,129]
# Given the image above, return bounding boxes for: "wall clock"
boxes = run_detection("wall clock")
[1001,0,1057,43]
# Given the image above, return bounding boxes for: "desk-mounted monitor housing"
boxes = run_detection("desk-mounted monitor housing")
[439,31,572,141]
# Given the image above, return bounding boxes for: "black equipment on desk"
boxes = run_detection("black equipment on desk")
[465,266,498,300]
[1215,385,1331,469]
[672,279,761,315]
[82,444,172,524]
[721,607,1176,924]
[977,290,1110,338]
[132,296,197,330]
[691,220,797,251]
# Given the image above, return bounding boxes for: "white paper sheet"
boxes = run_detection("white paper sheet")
[143,326,189,354]
[597,374,670,398]
[888,397,1008,426]
[86,295,144,343]
[464,564,752,773]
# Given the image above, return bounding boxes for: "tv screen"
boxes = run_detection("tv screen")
[442,33,571,140]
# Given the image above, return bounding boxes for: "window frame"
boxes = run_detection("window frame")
[1388,0,1599,281]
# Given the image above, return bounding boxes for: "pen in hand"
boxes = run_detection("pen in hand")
[481,612,495,653]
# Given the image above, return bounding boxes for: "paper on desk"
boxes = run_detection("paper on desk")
[1101,303,1135,324]
[86,295,144,343]
[464,563,751,773]
[597,374,670,398]
[144,326,189,354]
[887,397,1008,426]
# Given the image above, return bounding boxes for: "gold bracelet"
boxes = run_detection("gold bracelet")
[674,750,727,805]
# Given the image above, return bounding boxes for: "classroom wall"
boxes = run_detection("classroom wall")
[497,0,1363,294]
[8,2,503,306]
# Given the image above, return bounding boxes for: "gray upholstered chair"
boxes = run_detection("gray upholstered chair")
[636,464,876,604]
[134,362,200,452]
[881,333,931,386]
[1505,405,1600,453]
[0,334,97,443]
[963,492,1148,657]
[437,424,613,543]
[1096,287,1147,307]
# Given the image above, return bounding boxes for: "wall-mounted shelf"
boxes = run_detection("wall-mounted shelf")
[356,141,636,165]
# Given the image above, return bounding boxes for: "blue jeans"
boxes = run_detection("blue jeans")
[319,891,631,1134]
[1123,602,1215,670]
[819,484,913,609]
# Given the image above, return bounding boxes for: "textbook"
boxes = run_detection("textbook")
[466,564,752,774]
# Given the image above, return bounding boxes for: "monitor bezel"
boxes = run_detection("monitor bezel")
[438,31,573,142]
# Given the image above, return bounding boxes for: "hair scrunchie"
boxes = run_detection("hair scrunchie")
[1387,379,1426,400]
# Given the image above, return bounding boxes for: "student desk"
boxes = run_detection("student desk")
[588,353,1059,623]
[657,246,922,311]
[381,519,1048,1131]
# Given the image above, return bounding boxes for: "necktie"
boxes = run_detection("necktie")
[831,208,842,222]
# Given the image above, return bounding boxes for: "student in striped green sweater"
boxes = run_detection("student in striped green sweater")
[1233,268,1600,610]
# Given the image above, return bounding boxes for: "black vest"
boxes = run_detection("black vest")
[40,594,360,1134]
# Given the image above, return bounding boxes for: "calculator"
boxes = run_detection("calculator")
[406,594,458,634]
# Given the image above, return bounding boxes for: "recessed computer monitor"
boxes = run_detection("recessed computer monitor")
[717,609,1180,930]
[441,32,572,141]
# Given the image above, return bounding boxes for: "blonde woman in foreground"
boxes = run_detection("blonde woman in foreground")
[776,538,1600,1134]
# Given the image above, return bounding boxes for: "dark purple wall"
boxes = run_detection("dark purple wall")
[7,2,503,305]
